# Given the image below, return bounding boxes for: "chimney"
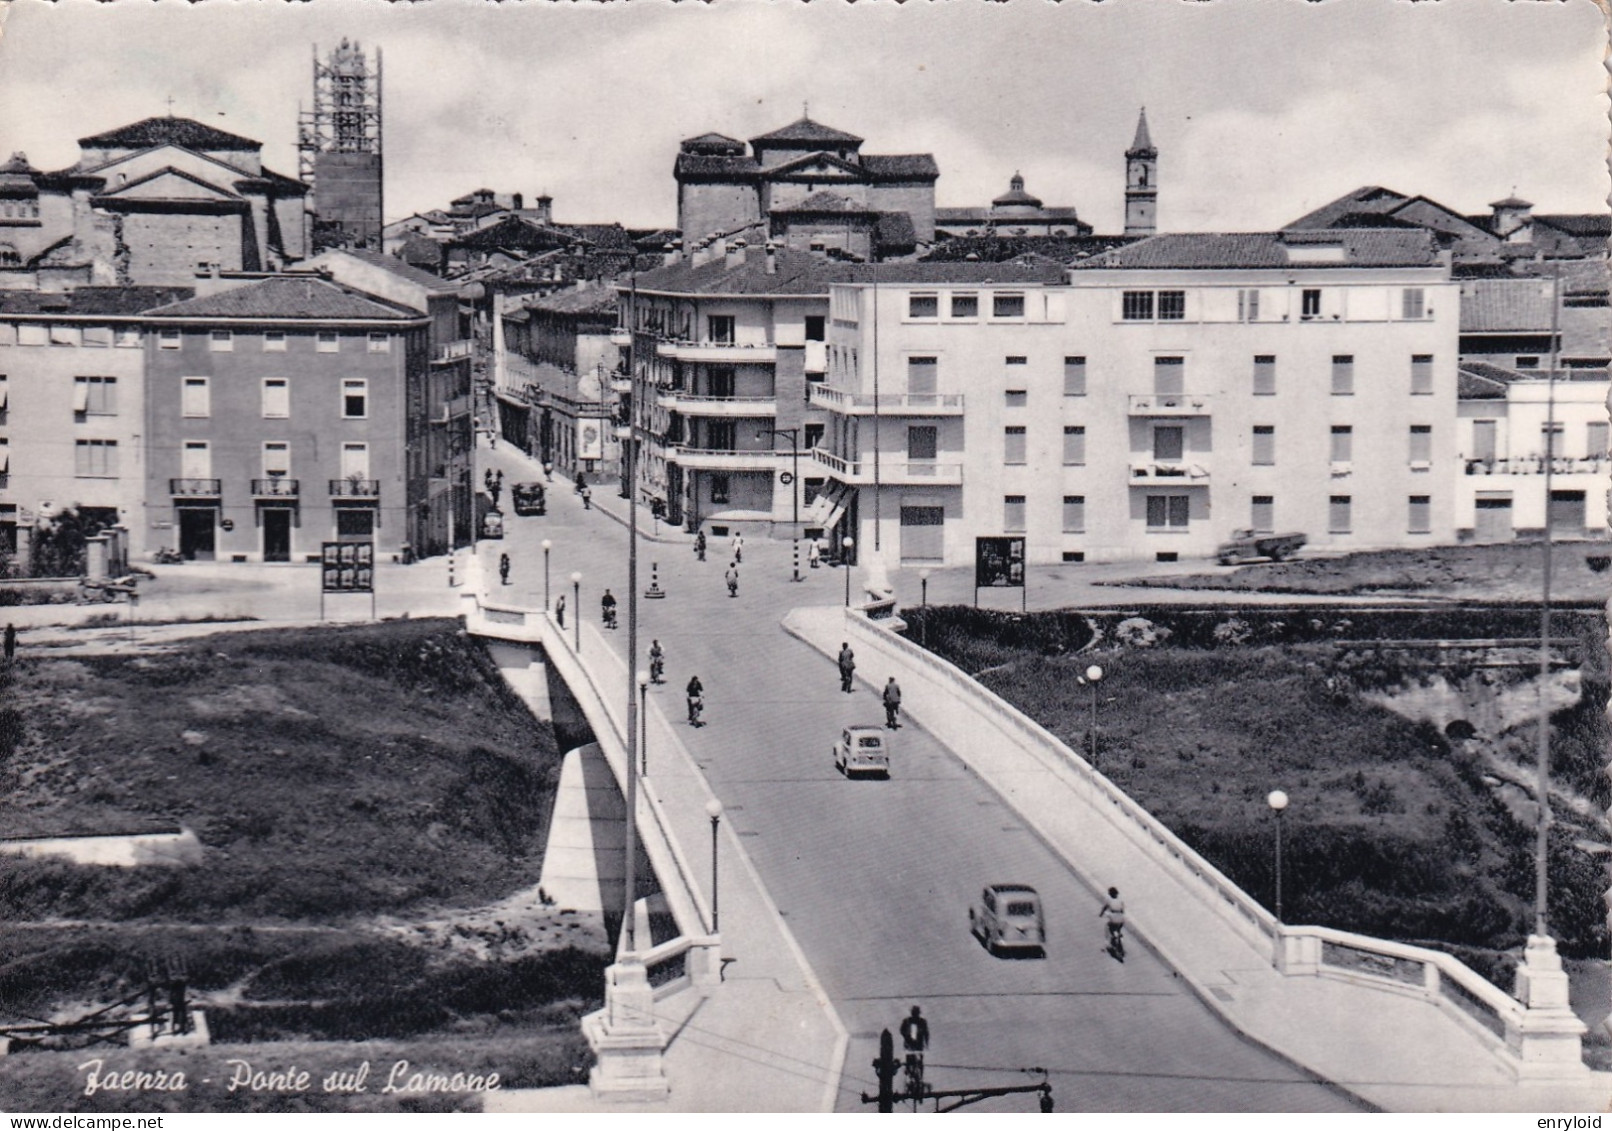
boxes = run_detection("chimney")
[765,239,778,275]
[512,192,524,211]
[535,194,553,226]
[663,239,682,268]
[725,239,747,271]
[1490,194,1534,243]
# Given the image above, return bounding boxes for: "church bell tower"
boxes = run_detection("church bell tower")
[1124,108,1157,237]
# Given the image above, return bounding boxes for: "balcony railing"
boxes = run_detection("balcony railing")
[169,477,221,497]
[811,448,964,486]
[809,386,965,414]
[655,339,778,363]
[668,446,782,470]
[1128,393,1213,416]
[659,392,778,416]
[433,339,474,364]
[1128,461,1211,484]
[1465,456,1608,476]
[329,478,381,499]
[251,478,300,498]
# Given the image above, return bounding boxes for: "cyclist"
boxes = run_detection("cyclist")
[686,674,705,726]
[899,1006,929,1098]
[648,640,665,684]
[1098,887,1126,954]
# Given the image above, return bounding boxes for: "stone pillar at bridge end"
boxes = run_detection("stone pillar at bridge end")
[1507,934,1587,1077]
[583,957,670,1102]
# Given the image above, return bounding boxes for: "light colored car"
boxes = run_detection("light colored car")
[970,884,1045,956]
[833,725,889,779]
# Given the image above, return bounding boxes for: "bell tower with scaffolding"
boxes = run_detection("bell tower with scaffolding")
[299,39,383,252]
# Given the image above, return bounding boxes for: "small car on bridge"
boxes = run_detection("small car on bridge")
[970,883,1045,957]
[512,482,546,516]
[833,725,889,779]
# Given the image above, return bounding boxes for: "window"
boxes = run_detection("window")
[1252,425,1275,466]
[950,293,978,318]
[50,325,81,347]
[82,327,111,348]
[262,378,289,418]
[1063,356,1087,396]
[316,331,339,353]
[907,426,938,461]
[1330,425,1353,463]
[1062,425,1086,466]
[1401,288,1426,319]
[907,356,937,395]
[1154,356,1184,395]
[17,324,46,347]
[804,422,824,450]
[992,293,1025,318]
[1329,495,1352,534]
[1472,419,1498,462]
[74,438,118,477]
[1409,425,1432,466]
[1302,289,1322,318]
[1408,495,1431,534]
[181,376,210,418]
[707,367,735,398]
[706,315,735,344]
[1157,290,1186,321]
[710,475,729,504]
[0,438,7,477]
[210,330,233,352]
[342,378,368,419]
[1515,355,1540,370]
[1146,495,1189,528]
[0,374,7,412]
[1331,354,1354,395]
[1154,425,1184,462]
[908,294,938,318]
[1005,390,1027,408]
[74,376,116,416]
[1004,426,1027,465]
[1251,495,1274,534]
[804,316,825,342]
[263,331,287,352]
[1588,421,1609,456]
[1238,289,1260,322]
[367,332,391,354]
[1411,354,1433,395]
[1062,495,1086,533]
[1006,355,1027,368]
[1122,291,1155,321]
[340,442,369,480]
[114,328,140,348]
[1253,355,1276,395]
[1541,420,1564,456]
[1003,495,1026,532]
[263,441,291,477]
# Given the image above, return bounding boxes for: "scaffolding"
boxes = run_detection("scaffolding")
[298,40,384,249]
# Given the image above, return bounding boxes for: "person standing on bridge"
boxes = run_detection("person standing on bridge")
[554,594,566,629]
[883,676,903,729]
[837,643,856,693]
[731,531,744,564]
[725,562,739,598]
[808,540,821,570]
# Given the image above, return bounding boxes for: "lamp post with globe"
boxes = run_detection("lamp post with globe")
[1268,789,1289,921]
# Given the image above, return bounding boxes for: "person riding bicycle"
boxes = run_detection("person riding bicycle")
[600,589,618,628]
[686,674,705,726]
[899,1006,929,1097]
[1098,887,1126,948]
[648,640,665,683]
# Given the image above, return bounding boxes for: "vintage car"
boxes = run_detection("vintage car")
[832,725,890,779]
[970,884,1045,956]
[1214,529,1307,566]
[480,509,505,540]
[511,482,546,516]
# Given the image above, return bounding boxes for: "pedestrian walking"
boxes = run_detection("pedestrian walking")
[601,588,618,629]
[724,562,739,598]
[484,468,495,493]
[575,471,587,495]
[554,594,566,629]
[694,531,707,562]
[883,676,903,729]
[543,461,554,482]
[490,480,502,509]
[808,540,821,569]
[731,531,744,564]
[498,552,511,586]
[3,622,15,662]
[582,486,593,510]
[495,469,504,489]
[837,642,856,693]
[686,674,705,726]
[1099,887,1127,958]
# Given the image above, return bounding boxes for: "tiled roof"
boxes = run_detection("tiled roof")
[243,166,309,194]
[680,132,746,155]
[850,257,1069,285]
[860,154,940,180]
[0,286,194,316]
[675,153,762,179]
[526,283,617,316]
[0,152,39,176]
[750,117,863,147]
[316,248,460,293]
[1459,277,1555,332]
[1283,186,1411,230]
[563,223,637,251]
[1536,214,1611,238]
[1457,365,1512,399]
[924,235,1134,263]
[772,192,875,215]
[1489,194,1533,209]
[630,246,861,296]
[142,276,419,320]
[1079,230,1440,270]
[78,117,261,153]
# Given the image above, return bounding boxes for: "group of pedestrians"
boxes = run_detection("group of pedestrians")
[836,643,903,729]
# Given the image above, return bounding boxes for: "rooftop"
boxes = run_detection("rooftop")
[750,117,864,148]
[77,116,262,153]
[1077,229,1441,270]
[0,286,194,316]
[142,276,419,321]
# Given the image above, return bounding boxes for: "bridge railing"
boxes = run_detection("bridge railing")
[840,607,1534,1059]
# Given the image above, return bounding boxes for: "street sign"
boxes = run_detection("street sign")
[974,536,1026,612]
[321,541,374,593]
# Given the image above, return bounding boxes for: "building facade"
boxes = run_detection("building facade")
[814,231,1460,565]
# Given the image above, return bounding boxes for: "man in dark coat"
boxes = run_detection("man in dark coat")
[883,676,903,729]
[837,643,855,693]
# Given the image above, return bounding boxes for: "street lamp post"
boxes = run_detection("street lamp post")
[705,799,723,933]
[918,569,931,647]
[542,539,552,611]
[842,536,855,607]
[758,426,802,581]
[570,572,582,652]
[1083,664,1105,769]
[638,670,650,777]
[1267,790,1289,921]
[919,569,930,608]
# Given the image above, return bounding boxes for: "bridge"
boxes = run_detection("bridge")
[467,447,1610,1113]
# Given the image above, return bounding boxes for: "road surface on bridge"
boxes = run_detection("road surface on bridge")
[478,459,1361,1112]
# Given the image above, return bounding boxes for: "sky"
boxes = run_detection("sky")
[0,0,1604,234]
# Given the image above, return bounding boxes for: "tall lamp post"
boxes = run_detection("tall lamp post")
[1081,664,1105,769]
[1267,790,1289,921]
[570,572,582,652]
[842,536,855,607]
[919,568,930,608]
[705,799,723,933]
[757,426,801,580]
[638,670,650,777]
[542,539,552,611]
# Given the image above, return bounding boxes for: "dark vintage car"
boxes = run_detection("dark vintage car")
[511,482,547,516]
[1215,530,1307,566]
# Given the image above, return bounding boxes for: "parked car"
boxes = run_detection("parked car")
[480,509,505,540]
[970,884,1045,956]
[1215,529,1307,566]
[833,725,890,779]
[512,482,546,516]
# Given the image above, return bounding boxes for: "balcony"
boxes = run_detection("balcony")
[611,376,634,394]
[169,477,221,497]
[1128,461,1211,484]
[329,478,381,500]
[668,446,782,471]
[1128,393,1213,417]
[1465,456,1609,477]
[251,478,301,499]
[655,339,777,364]
[809,386,965,415]
[658,392,778,417]
[610,327,632,347]
[803,340,827,374]
[432,339,474,365]
[811,448,964,486]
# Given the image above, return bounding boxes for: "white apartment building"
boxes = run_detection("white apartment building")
[814,231,1461,566]
[1457,365,1610,541]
